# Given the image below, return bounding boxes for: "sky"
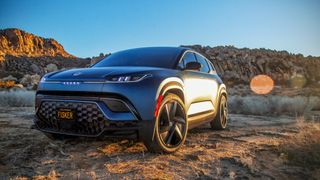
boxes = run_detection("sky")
[0,0,319,58]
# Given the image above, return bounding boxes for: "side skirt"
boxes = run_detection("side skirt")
[187,110,215,129]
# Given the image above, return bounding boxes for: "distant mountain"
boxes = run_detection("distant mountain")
[0,28,90,81]
[0,28,75,60]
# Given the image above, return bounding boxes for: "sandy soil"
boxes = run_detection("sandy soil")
[0,107,319,179]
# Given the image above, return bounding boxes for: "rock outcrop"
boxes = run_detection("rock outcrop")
[0,55,90,79]
[1,28,319,89]
[184,45,320,87]
[0,28,74,60]
[0,28,90,81]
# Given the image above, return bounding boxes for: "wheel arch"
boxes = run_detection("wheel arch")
[212,83,228,118]
[156,77,185,103]
[147,77,185,142]
[165,88,184,102]
[219,84,227,99]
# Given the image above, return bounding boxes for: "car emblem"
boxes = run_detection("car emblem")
[73,72,82,76]
[62,81,81,85]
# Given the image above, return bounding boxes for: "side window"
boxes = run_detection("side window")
[182,52,197,66]
[176,59,185,70]
[195,54,210,73]
[208,61,216,71]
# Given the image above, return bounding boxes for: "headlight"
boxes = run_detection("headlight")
[106,74,152,82]
[40,76,46,83]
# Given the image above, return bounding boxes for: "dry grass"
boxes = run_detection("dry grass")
[0,89,319,120]
[1,89,319,118]
[228,95,320,116]
[12,170,60,180]
[279,119,320,170]
[0,90,35,107]
[2,107,319,179]
[98,139,146,156]
[32,170,60,180]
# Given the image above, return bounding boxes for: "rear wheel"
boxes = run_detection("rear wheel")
[144,94,188,153]
[211,95,228,130]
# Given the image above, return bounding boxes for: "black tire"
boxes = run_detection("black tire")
[144,93,188,153]
[211,95,228,130]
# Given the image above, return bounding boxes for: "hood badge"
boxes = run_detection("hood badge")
[72,72,82,76]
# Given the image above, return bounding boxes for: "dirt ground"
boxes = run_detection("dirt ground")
[0,107,319,179]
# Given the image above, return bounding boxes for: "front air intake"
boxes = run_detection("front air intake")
[102,98,130,112]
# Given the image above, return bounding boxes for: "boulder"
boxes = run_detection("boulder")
[45,63,58,73]
[13,84,24,89]
[30,63,41,74]
[2,75,18,82]
[20,74,41,88]
[182,45,320,86]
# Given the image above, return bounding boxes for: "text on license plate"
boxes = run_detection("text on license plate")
[57,108,75,120]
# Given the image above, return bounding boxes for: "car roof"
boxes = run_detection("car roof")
[119,46,191,54]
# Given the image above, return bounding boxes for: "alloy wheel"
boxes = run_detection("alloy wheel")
[220,97,228,128]
[158,100,186,148]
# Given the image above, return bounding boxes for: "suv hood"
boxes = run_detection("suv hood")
[46,66,166,82]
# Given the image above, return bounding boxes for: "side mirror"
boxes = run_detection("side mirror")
[185,62,201,71]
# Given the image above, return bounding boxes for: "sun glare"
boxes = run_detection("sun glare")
[250,75,274,95]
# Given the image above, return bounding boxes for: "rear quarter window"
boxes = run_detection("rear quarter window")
[195,54,210,73]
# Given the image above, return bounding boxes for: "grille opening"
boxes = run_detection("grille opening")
[36,92,142,119]
[36,100,106,135]
[35,100,139,136]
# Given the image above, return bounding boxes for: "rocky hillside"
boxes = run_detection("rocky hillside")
[1,28,319,89]
[0,28,90,89]
[1,55,90,79]
[0,28,74,60]
[184,45,320,87]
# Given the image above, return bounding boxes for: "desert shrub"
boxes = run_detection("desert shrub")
[228,95,320,116]
[20,74,41,89]
[279,122,320,170]
[306,96,320,110]
[0,90,35,107]
[269,96,308,115]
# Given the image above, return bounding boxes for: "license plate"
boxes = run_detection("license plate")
[57,108,75,120]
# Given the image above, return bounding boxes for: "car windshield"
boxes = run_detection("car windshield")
[93,47,182,68]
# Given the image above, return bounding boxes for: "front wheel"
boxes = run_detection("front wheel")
[210,95,228,130]
[144,93,188,153]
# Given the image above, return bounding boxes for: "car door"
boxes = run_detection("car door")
[194,53,219,112]
[179,52,214,117]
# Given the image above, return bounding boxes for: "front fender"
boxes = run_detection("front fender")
[156,77,184,101]
[218,84,227,98]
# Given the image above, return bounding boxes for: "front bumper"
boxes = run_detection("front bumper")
[34,95,154,139]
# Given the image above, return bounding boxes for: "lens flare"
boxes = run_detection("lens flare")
[289,74,306,88]
[250,75,274,95]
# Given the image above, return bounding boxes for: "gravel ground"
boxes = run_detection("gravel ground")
[0,107,319,179]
